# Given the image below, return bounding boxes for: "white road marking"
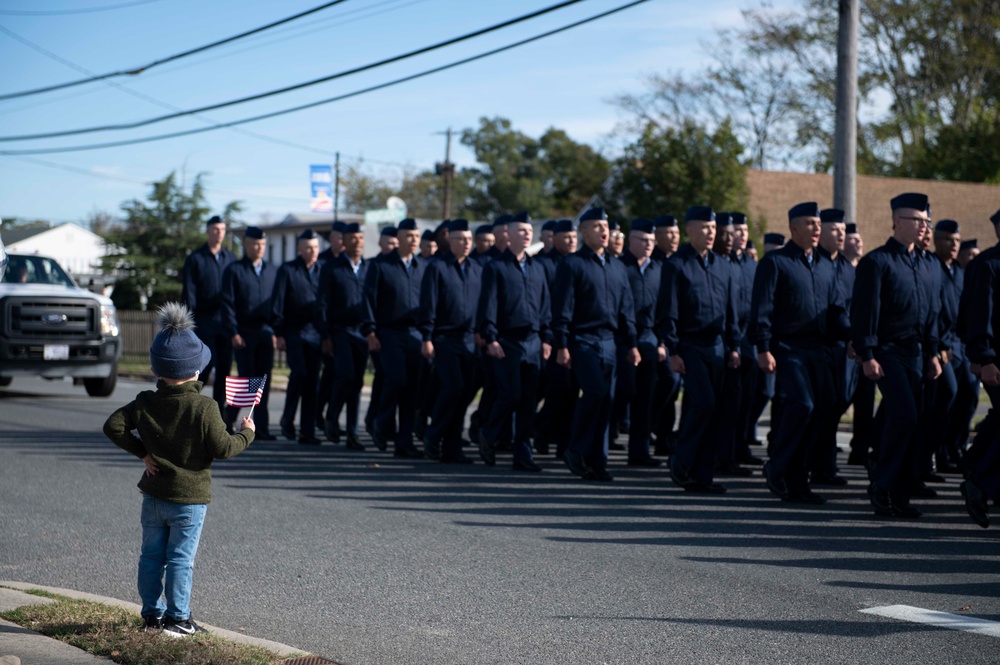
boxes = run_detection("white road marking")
[860,605,1000,638]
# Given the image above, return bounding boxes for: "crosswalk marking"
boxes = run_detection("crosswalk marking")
[859,605,1000,638]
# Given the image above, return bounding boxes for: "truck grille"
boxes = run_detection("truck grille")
[4,298,99,340]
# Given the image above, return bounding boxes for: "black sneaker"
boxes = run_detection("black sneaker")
[162,617,196,637]
[142,615,163,632]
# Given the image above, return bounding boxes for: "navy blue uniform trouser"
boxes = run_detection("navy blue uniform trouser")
[768,344,835,490]
[282,330,322,437]
[653,364,681,440]
[226,329,274,433]
[673,340,725,486]
[486,336,543,464]
[967,384,1000,499]
[567,336,618,471]
[194,318,233,417]
[374,328,423,450]
[944,354,978,463]
[327,329,368,437]
[850,370,877,458]
[614,340,658,460]
[919,357,958,475]
[716,341,757,466]
[318,353,336,423]
[809,345,857,476]
[366,353,384,432]
[749,369,775,445]
[426,337,477,457]
[537,359,578,453]
[734,342,760,461]
[869,346,923,503]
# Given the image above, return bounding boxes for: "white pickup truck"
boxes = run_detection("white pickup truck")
[0,252,121,397]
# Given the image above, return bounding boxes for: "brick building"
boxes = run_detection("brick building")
[747,170,1000,246]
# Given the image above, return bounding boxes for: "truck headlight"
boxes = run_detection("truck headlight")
[100,305,119,337]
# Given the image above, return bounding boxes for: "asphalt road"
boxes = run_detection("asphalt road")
[1,376,998,664]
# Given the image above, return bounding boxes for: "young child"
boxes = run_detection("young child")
[104,302,255,637]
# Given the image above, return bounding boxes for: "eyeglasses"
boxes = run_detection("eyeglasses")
[896,215,931,226]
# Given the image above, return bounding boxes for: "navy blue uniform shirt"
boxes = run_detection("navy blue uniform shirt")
[317,247,339,265]
[316,254,368,339]
[476,248,551,344]
[935,256,963,356]
[651,246,672,265]
[551,245,638,350]
[619,250,663,345]
[961,244,1000,365]
[817,246,856,313]
[534,250,560,287]
[182,243,236,322]
[361,249,427,335]
[851,237,940,361]
[419,253,483,341]
[469,249,494,268]
[731,250,757,343]
[272,257,322,337]
[221,257,277,337]
[656,244,740,355]
[750,242,850,352]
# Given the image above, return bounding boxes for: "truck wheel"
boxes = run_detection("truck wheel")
[84,366,117,397]
[0,377,11,387]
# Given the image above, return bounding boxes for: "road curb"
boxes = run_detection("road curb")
[0,581,308,659]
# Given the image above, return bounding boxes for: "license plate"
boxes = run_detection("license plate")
[44,345,69,361]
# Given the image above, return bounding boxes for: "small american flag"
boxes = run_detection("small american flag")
[225,375,266,408]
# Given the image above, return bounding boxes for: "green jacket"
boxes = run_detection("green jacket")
[103,380,253,504]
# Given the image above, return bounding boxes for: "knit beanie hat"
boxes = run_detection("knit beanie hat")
[149,303,211,379]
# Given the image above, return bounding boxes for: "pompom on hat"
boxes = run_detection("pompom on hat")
[149,303,211,380]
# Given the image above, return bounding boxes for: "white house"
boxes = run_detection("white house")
[259,212,446,262]
[2,222,106,279]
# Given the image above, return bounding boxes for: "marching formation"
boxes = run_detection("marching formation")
[180,196,1000,528]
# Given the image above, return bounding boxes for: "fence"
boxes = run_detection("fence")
[117,310,286,368]
[118,310,159,363]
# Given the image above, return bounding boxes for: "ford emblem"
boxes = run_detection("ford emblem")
[42,313,68,325]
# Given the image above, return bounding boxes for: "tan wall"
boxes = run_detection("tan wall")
[747,170,1000,248]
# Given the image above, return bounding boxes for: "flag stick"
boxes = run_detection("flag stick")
[243,374,266,425]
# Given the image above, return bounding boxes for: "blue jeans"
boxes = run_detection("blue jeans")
[138,494,207,621]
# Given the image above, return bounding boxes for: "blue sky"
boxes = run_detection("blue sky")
[0,0,768,226]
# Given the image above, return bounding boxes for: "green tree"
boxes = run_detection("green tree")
[617,0,1000,181]
[460,117,610,219]
[341,164,394,214]
[1,217,51,231]
[538,128,610,217]
[394,168,476,220]
[100,172,241,310]
[607,118,750,223]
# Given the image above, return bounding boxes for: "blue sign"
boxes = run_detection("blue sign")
[310,165,333,212]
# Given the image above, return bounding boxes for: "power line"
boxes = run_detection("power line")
[0,0,649,156]
[0,0,353,100]
[137,0,433,80]
[0,154,325,205]
[0,0,589,140]
[0,0,430,116]
[0,0,164,16]
[0,23,417,169]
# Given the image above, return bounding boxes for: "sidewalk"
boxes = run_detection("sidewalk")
[0,582,316,665]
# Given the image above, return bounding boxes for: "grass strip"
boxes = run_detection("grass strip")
[1,593,287,665]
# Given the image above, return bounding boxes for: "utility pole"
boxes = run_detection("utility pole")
[435,128,455,219]
[333,151,340,222]
[833,0,859,222]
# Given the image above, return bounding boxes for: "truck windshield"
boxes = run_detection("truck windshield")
[6,255,76,287]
